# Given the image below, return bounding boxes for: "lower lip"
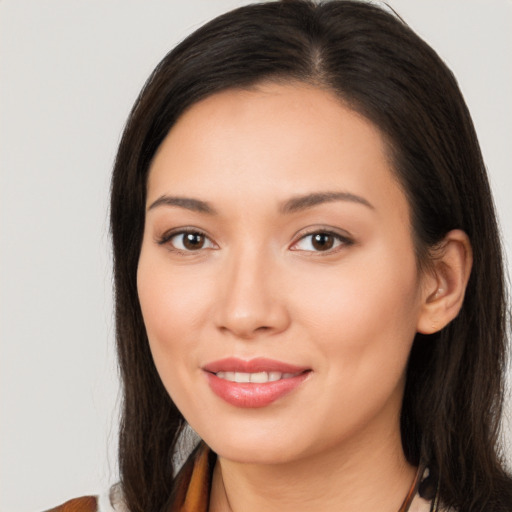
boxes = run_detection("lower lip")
[206,372,310,408]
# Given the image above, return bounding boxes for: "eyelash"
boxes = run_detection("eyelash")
[291,229,354,254]
[157,228,216,254]
[157,228,354,255]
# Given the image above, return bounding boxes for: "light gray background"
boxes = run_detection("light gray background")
[1,1,511,511]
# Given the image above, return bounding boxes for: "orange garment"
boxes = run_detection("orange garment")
[171,444,212,512]
[45,495,97,512]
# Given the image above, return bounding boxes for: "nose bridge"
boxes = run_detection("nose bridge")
[215,240,289,338]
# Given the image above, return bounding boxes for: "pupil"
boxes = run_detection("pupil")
[312,233,334,251]
[183,233,204,250]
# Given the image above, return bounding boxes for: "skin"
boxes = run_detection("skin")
[137,83,472,511]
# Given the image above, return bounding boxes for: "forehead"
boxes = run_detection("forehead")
[147,82,409,222]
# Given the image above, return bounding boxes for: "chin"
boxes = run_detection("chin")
[194,418,323,465]
[211,439,304,465]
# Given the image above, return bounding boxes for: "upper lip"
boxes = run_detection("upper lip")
[203,357,310,374]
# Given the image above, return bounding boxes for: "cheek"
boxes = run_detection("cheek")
[137,235,216,329]
[293,246,421,372]
[136,247,213,384]
[288,252,420,440]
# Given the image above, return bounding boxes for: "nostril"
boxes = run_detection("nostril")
[255,326,272,332]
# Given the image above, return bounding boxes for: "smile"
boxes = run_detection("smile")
[203,358,311,408]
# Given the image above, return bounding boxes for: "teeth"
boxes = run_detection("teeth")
[235,372,251,383]
[215,371,299,383]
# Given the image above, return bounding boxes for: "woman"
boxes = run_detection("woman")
[49,1,512,511]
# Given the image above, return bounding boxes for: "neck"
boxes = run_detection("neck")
[209,420,416,512]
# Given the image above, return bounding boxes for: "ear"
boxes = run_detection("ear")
[416,229,473,334]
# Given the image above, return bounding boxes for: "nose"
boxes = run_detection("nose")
[214,248,291,340]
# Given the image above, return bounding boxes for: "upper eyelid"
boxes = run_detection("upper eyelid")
[156,227,215,245]
[290,229,354,251]
[155,226,354,248]
[291,226,354,242]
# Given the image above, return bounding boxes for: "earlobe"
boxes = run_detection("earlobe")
[416,229,473,334]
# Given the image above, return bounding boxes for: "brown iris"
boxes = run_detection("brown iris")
[311,233,335,251]
[183,232,206,250]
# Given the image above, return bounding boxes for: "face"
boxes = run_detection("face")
[137,83,429,465]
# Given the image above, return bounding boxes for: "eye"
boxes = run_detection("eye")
[159,230,216,252]
[291,231,352,253]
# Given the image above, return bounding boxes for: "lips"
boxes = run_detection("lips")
[203,357,311,408]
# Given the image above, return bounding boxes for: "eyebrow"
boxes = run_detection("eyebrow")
[279,191,374,214]
[147,195,217,214]
[147,191,373,215]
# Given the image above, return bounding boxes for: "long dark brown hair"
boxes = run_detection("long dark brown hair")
[110,1,512,510]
